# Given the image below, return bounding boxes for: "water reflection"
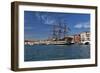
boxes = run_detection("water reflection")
[24,44,90,61]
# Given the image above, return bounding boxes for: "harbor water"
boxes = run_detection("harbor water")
[24,44,90,61]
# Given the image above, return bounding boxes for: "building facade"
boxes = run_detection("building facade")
[80,32,90,44]
[73,34,81,43]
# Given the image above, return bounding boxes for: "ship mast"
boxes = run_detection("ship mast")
[52,22,69,41]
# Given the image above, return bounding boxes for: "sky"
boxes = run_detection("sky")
[24,11,90,40]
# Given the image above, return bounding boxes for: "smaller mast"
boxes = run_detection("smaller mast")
[52,21,70,41]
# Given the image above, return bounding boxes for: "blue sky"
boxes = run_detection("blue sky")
[24,11,90,40]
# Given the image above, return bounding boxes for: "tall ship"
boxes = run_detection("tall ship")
[49,22,72,45]
[24,22,74,45]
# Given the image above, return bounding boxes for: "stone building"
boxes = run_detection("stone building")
[80,32,90,44]
[73,34,81,43]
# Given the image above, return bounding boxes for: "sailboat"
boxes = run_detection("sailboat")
[50,22,72,45]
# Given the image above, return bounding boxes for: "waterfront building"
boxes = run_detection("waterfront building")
[80,32,90,44]
[73,34,81,43]
[24,40,35,45]
[24,31,90,45]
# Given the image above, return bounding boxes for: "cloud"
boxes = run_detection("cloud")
[35,13,68,26]
[35,13,56,25]
[41,15,56,25]
[84,24,90,28]
[74,21,90,29]
[74,24,82,28]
